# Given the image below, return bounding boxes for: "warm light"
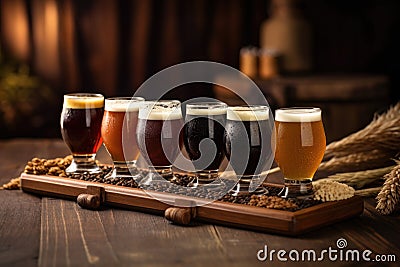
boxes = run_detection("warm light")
[33,0,60,81]
[0,0,30,61]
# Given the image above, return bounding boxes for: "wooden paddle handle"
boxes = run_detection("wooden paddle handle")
[76,185,105,210]
[165,207,196,225]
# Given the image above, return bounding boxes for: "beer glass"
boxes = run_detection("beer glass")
[274,107,326,197]
[101,97,145,179]
[61,93,104,174]
[183,102,227,187]
[136,100,183,183]
[224,105,272,195]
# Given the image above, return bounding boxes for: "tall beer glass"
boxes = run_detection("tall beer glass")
[184,102,227,187]
[101,97,144,179]
[61,93,104,174]
[224,105,272,195]
[274,107,326,197]
[137,100,183,183]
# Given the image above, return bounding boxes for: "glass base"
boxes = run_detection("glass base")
[138,166,173,186]
[188,170,223,188]
[279,178,313,198]
[230,175,268,196]
[65,154,102,174]
[105,161,142,180]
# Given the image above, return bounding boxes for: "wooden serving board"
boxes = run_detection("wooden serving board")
[20,173,363,236]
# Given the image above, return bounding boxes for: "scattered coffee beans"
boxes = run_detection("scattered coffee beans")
[22,156,322,210]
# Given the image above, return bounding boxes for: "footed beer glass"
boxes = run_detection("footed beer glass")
[101,97,144,179]
[136,100,183,184]
[61,93,104,174]
[274,107,326,197]
[183,102,227,187]
[224,105,272,195]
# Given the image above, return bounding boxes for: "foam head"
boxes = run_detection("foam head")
[275,108,321,122]
[227,106,269,121]
[63,94,104,109]
[186,102,227,116]
[139,101,182,120]
[105,97,144,112]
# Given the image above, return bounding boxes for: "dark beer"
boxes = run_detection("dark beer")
[61,95,104,155]
[136,101,183,175]
[60,93,104,174]
[224,107,271,177]
[137,118,183,167]
[184,103,227,172]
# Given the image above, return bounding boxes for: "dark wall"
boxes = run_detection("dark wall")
[0,0,399,138]
[1,0,399,101]
[306,0,400,102]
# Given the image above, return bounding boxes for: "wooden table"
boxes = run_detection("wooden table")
[1,139,399,267]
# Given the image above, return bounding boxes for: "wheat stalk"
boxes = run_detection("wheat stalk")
[355,187,382,197]
[376,161,400,215]
[324,103,400,160]
[317,150,394,174]
[316,165,393,189]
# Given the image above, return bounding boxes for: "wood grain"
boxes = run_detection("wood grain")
[0,139,55,267]
[20,173,364,235]
[1,139,400,267]
[39,198,119,266]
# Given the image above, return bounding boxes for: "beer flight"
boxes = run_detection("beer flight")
[60,93,326,198]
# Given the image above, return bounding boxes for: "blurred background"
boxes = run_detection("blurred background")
[0,0,399,141]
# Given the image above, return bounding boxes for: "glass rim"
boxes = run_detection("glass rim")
[104,97,145,111]
[141,100,181,108]
[275,107,321,113]
[105,96,145,102]
[275,107,322,122]
[227,105,269,121]
[138,100,182,120]
[227,105,269,112]
[64,93,104,99]
[186,101,228,109]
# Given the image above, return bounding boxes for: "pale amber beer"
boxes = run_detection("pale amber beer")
[274,107,326,196]
[101,97,144,178]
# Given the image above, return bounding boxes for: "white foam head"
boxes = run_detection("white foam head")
[139,101,182,120]
[227,106,269,121]
[275,108,321,122]
[105,98,144,112]
[186,103,227,116]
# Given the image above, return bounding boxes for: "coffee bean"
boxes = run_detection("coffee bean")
[24,156,321,210]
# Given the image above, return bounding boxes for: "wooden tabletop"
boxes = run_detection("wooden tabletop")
[1,139,399,267]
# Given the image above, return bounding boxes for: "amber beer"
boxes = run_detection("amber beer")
[136,100,183,181]
[274,107,326,196]
[61,93,104,174]
[101,97,144,178]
